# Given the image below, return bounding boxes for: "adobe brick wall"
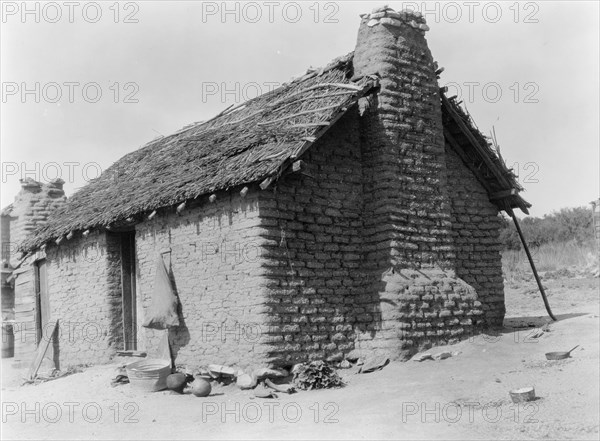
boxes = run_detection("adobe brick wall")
[257,110,367,366]
[42,231,123,367]
[445,145,505,327]
[354,267,484,357]
[135,190,271,369]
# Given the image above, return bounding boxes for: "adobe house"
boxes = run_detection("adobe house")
[1,178,66,365]
[14,7,530,370]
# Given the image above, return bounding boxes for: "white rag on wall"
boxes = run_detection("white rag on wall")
[142,254,180,329]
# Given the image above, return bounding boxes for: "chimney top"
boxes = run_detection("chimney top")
[19,177,42,192]
[48,178,65,190]
[360,5,429,33]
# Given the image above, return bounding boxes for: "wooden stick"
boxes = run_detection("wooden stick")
[509,209,557,321]
[28,319,59,380]
[287,122,330,128]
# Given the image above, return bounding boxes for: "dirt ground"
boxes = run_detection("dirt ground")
[1,275,598,440]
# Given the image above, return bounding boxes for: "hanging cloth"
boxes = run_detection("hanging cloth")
[142,255,180,329]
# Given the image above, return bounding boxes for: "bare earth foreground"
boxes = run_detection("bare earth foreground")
[2,276,598,440]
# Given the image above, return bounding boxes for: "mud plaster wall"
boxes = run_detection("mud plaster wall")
[257,110,368,366]
[445,145,505,327]
[43,232,123,367]
[135,191,271,369]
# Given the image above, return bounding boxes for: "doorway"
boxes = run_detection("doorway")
[34,259,49,345]
[120,232,137,350]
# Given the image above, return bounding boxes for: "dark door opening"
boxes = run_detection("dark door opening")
[34,259,49,345]
[120,232,137,350]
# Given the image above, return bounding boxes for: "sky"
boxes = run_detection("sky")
[1,1,598,218]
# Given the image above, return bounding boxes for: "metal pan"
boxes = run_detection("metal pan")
[545,345,579,360]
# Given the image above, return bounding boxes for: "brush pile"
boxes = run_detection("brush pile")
[292,361,344,390]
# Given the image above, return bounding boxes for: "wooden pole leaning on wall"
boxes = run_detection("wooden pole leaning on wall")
[507,207,557,321]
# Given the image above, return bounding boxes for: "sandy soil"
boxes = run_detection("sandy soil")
[1,276,598,440]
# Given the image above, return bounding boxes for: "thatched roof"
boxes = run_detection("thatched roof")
[23,54,377,251]
[441,93,530,214]
[22,52,529,252]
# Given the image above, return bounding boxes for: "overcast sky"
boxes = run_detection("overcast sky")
[1,1,598,217]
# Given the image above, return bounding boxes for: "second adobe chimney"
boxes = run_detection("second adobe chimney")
[353,6,454,272]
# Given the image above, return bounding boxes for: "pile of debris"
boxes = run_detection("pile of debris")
[111,353,393,397]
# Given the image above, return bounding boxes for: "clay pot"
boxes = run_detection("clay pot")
[166,373,187,393]
[190,377,212,397]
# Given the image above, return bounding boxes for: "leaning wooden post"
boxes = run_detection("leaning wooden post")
[508,208,557,321]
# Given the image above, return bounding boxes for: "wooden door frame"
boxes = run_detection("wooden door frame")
[119,231,137,350]
[33,259,49,345]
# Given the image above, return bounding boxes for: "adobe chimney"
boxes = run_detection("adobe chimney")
[354,6,454,271]
[4,179,66,258]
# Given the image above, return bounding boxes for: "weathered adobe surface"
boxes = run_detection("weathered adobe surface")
[135,190,272,369]
[43,232,123,367]
[2,179,66,263]
[257,111,367,366]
